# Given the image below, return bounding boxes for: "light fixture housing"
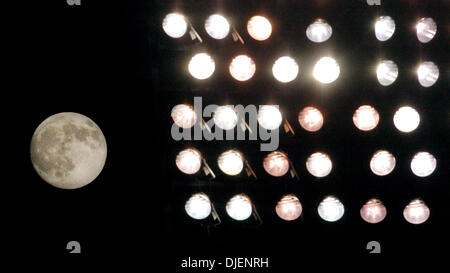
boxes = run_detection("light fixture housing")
[171,104,197,129]
[276,194,303,221]
[263,151,290,177]
[226,194,253,221]
[393,106,420,133]
[352,105,380,131]
[175,148,202,175]
[376,60,398,86]
[298,106,324,132]
[370,150,396,176]
[313,57,340,84]
[318,196,345,222]
[374,16,395,41]
[162,13,188,38]
[410,152,437,177]
[185,193,212,220]
[188,53,215,80]
[416,17,437,43]
[217,149,244,176]
[360,198,387,224]
[205,14,230,39]
[213,106,238,130]
[258,105,282,130]
[247,15,272,41]
[306,18,332,43]
[403,199,430,224]
[306,152,332,178]
[417,61,439,87]
[272,56,299,83]
[229,55,256,81]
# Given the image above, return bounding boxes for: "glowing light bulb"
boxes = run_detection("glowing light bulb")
[276,194,303,221]
[410,152,437,177]
[229,55,256,81]
[353,105,379,131]
[213,106,238,130]
[162,13,187,38]
[416,17,437,43]
[205,14,230,39]
[377,60,398,86]
[298,106,324,132]
[263,151,290,177]
[306,18,332,43]
[226,194,253,221]
[185,193,212,220]
[318,196,344,222]
[393,106,420,133]
[188,53,215,80]
[272,56,299,83]
[258,105,282,130]
[403,199,430,224]
[313,57,340,84]
[171,104,197,128]
[417,61,439,87]
[360,198,387,224]
[374,16,395,41]
[247,15,272,41]
[370,150,396,176]
[217,150,244,176]
[306,152,332,178]
[176,148,202,175]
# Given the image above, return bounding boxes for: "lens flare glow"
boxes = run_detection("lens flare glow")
[229,55,256,81]
[370,150,396,176]
[205,14,230,39]
[360,198,387,224]
[416,17,437,43]
[258,105,282,130]
[374,16,395,41]
[417,61,439,87]
[185,193,212,220]
[217,150,244,176]
[318,196,344,222]
[298,107,324,132]
[403,199,430,224]
[377,60,398,86]
[162,13,187,38]
[176,148,202,175]
[410,152,437,177]
[213,106,238,130]
[171,104,197,129]
[276,194,303,221]
[188,53,215,80]
[353,105,380,131]
[226,194,253,221]
[306,152,332,178]
[247,15,272,41]
[393,106,420,133]
[272,56,299,83]
[263,151,290,177]
[313,57,340,84]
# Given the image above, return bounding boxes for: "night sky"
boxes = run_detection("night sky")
[9,0,449,267]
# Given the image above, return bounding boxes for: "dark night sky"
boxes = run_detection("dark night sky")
[8,0,449,267]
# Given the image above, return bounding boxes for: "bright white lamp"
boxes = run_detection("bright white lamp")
[217,150,244,176]
[185,193,212,220]
[226,194,253,221]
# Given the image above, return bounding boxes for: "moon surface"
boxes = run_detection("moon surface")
[30,112,107,189]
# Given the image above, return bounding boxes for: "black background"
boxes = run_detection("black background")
[10,0,449,268]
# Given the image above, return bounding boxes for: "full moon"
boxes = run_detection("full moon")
[30,112,107,189]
